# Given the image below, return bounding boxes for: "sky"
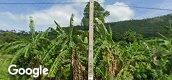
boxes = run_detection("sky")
[0,0,172,31]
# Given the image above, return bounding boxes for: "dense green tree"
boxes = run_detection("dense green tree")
[123,29,143,43]
[0,31,18,43]
[81,1,109,29]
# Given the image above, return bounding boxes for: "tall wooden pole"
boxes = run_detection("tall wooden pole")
[88,0,94,80]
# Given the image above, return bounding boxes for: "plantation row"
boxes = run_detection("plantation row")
[0,1,172,80]
[0,15,172,80]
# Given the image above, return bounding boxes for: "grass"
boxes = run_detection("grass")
[167,74,172,80]
[0,54,12,80]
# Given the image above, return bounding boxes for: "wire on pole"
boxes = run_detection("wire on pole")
[0,2,87,4]
[0,2,171,11]
[116,5,172,11]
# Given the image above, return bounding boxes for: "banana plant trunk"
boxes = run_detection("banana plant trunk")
[72,49,87,80]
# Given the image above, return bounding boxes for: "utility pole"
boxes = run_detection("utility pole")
[88,0,94,80]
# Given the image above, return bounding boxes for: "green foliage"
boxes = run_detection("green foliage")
[106,14,172,40]
[81,1,109,29]
[0,31,18,43]
[0,54,12,80]
[123,29,143,43]
[163,22,172,37]
[0,15,172,80]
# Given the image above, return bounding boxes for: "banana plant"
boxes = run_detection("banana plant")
[0,17,51,79]
[93,18,122,80]
[43,14,88,80]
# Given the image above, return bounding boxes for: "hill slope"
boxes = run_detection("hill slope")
[105,14,172,40]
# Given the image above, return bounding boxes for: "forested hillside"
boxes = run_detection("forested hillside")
[106,14,172,40]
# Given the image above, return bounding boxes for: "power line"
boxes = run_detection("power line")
[116,5,172,11]
[0,2,172,11]
[0,2,87,5]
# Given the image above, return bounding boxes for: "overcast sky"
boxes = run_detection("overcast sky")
[0,0,172,31]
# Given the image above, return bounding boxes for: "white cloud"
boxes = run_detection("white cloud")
[0,1,135,31]
[106,2,134,22]
[0,12,28,31]
[0,4,83,31]
[28,4,82,27]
